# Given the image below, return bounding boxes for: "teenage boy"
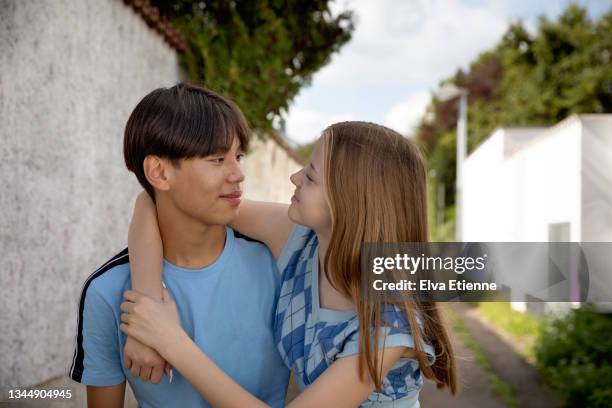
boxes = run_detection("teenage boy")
[69,83,289,407]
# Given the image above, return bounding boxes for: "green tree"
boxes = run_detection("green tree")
[153,0,354,131]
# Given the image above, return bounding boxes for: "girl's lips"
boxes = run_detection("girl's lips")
[220,192,242,206]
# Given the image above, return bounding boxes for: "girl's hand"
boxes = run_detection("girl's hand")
[120,288,183,355]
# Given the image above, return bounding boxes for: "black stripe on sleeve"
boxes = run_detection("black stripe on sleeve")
[234,230,265,245]
[69,248,129,382]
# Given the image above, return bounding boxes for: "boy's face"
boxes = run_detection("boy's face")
[166,137,245,226]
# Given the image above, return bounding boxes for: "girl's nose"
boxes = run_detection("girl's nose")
[290,170,301,187]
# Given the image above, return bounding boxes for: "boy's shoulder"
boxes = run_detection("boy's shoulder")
[231,228,274,259]
[82,248,131,300]
[229,228,280,279]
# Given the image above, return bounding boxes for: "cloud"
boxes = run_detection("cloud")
[317,0,509,86]
[285,106,355,145]
[285,0,589,143]
[383,90,431,137]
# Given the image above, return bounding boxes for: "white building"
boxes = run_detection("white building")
[461,114,612,311]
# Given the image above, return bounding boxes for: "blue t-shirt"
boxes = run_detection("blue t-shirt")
[70,227,289,408]
[274,224,436,407]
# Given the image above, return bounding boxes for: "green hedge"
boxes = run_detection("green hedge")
[534,306,612,407]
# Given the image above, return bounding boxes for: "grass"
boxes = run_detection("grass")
[476,302,541,361]
[444,305,520,408]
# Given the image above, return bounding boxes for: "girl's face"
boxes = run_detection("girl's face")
[288,139,332,232]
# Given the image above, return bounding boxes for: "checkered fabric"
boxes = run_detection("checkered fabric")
[274,225,436,406]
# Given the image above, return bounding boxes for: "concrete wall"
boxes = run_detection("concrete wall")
[462,129,505,241]
[462,123,585,242]
[462,127,545,241]
[581,115,612,242]
[503,119,582,242]
[462,115,612,312]
[0,0,302,394]
[0,0,182,389]
[243,135,302,203]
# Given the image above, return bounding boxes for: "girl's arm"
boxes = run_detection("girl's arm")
[125,192,294,380]
[229,199,293,259]
[120,289,407,408]
[129,192,293,289]
[124,193,167,382]
[128,192,164,301]
[167,337,406,408]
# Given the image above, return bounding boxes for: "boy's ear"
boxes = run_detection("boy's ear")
[143,155,173,192]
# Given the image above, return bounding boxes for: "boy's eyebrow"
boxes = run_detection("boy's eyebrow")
[309,162,318,174]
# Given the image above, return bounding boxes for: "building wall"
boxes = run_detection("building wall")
[462,124,583,242]
[1,0,302,393]
[0,0,182,389]
[462,129,505,241]
[462,116,612,312]
[243,135,302,203]
[503,119,582,242]
[581,115,612,242]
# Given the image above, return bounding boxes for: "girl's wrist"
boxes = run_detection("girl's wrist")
[159,327,190,362]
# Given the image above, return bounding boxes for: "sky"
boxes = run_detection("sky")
[283,0,611,145]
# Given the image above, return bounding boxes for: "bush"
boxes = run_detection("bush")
[534,306,612,407]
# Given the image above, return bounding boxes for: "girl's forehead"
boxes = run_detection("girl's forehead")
[311,139,323,161]
[309,144,325,177]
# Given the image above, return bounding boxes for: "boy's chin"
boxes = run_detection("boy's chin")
[198,208,239,227]
[218,210,240,225]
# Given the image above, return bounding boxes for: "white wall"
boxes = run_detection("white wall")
[1,0,304,391]
[581,115,612,241]
[243,136,302,203]
[461,116,612,311]
[462,129,505,241]
[462,123,583,242]
[0,0,182,389]
[503,119,582,242]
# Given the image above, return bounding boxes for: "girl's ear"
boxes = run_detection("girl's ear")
[143,155,172,192]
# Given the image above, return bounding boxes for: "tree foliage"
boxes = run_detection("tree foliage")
[152,0,354,131]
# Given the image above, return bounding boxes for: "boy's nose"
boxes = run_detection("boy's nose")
[228,167,245,183]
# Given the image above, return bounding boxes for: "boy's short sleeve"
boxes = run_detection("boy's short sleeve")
[71,285,125,386]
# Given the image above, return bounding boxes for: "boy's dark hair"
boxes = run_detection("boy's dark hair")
[124,82,251,201]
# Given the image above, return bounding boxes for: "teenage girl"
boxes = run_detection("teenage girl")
[120,121,457,407]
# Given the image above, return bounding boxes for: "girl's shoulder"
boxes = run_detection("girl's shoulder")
[276,223,317,273]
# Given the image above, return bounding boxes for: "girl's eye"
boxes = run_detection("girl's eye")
[236,153,245,162]
[211,158,224,164]
[306,173,314,182]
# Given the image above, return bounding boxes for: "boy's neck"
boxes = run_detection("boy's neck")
[156,200,227,270]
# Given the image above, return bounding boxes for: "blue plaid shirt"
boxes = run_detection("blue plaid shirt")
[274,224,436,406]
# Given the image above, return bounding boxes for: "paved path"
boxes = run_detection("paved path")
[421,303,560,408]
[459,304,561,408]
[420,305,506,407]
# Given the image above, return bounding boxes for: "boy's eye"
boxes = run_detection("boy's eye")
[236,153,245,162]
[210,157,224,164]
[306,173,314,182]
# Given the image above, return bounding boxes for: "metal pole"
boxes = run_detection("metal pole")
[437,181,445,229]
[456,92,467,242]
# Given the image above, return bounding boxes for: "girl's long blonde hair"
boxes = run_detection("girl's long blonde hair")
[321,121,457,394]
